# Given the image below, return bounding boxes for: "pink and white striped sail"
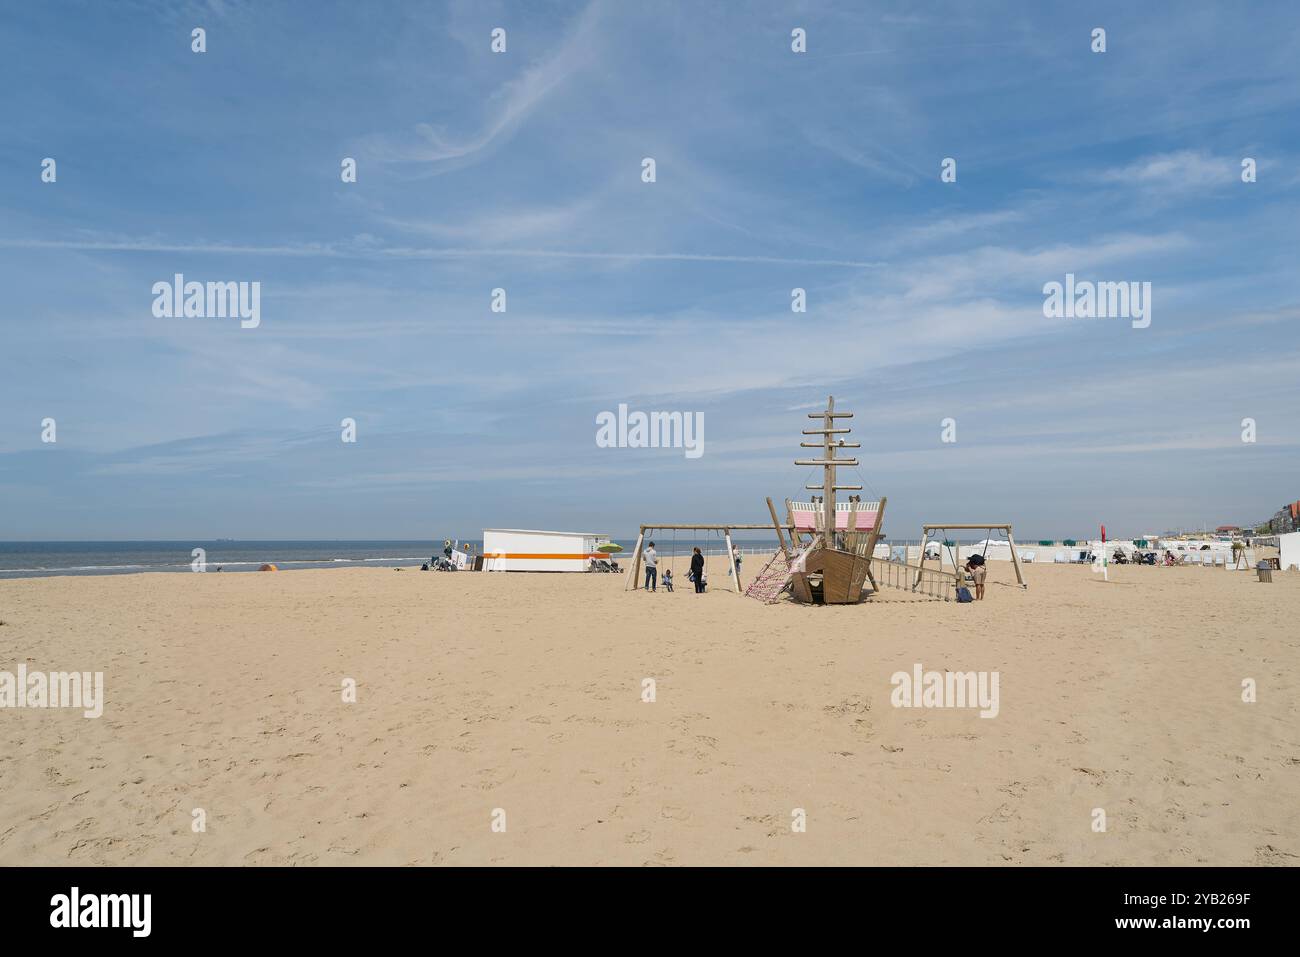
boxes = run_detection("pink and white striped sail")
[789,501,880,531]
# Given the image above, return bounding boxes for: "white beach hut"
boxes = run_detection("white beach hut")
[1278,531,1300,571]
[481,529,607,572]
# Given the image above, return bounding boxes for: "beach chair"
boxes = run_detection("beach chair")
[1213,554,1225,567]
[1022,551,1035,563]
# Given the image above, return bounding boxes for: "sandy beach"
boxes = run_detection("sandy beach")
[1,558,1297,866]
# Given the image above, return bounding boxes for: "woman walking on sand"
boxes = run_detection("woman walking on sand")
[690,547,706,593]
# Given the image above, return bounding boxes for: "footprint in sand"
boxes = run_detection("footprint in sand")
[1256,844,1299,864]
[824,695,872,717]
[978,803,1019,825]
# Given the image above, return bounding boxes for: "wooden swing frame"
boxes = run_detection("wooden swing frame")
[623,523,773,595]
[913,523,1027,591]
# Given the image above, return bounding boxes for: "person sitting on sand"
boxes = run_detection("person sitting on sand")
[690,547,706,593]
[964,557,987,600]
[662,568,674,592]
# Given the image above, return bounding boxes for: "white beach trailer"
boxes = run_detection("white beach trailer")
[1278,531,1300,571]
[482,529,607,572]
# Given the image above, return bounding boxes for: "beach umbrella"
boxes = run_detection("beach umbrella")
[596,542,623,553]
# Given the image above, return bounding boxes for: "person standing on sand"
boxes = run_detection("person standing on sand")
[643,541,658,591]
[690,547,706,593]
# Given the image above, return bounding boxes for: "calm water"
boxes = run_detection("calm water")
[0,541,438,579]
[0,538,783,579]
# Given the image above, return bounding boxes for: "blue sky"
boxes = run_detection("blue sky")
[1,0,1298,541]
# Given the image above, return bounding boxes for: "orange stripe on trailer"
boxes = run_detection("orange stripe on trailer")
[487,553,606,560]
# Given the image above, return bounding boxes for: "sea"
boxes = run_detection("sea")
[0,541,441,580]
[0,538,784,580]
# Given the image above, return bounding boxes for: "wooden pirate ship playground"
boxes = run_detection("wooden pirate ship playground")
[768,395,884,604]
[624,395,1026,605]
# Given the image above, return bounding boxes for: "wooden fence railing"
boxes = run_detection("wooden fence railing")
[868,557,953,601]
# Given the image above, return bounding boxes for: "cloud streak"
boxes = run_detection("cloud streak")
[0,237,885,269]
[361,1,606,173]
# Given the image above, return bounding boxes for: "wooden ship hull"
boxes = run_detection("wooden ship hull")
[788,545,872,604]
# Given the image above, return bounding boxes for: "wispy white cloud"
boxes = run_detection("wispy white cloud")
[378,193,606,245]
[1091,150,1237,190]
[360,1,606,174]
[896,209,1027,246]
[804,126,924,188]
[0,235,885,269]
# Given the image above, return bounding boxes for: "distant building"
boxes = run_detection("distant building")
[1264,501,1300,535]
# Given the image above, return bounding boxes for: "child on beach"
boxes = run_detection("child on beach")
[964,557,987,600]
[662,569,674,592]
